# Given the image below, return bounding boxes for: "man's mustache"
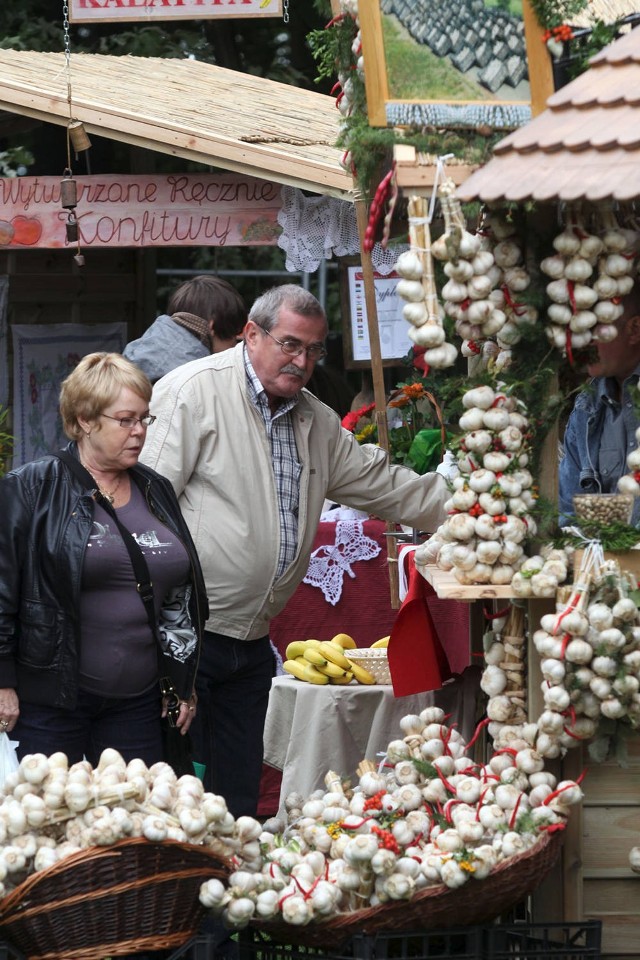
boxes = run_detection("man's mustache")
[280,364,305,379]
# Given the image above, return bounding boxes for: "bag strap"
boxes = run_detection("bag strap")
[56,450,156,631]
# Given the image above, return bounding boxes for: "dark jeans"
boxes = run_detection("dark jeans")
[13,686,164,766]
[189,632,275,817]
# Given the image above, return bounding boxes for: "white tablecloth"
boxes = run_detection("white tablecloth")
[263,667,480,818]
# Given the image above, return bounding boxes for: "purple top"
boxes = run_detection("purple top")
[79,480,189,697]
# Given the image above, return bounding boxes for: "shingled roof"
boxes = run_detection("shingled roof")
[458,25,640,203]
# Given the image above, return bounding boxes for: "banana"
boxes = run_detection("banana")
[302,647,328,667]
[329,671,354,685]
[305,638,324,650]
[331,633,357,650]
[283,659,329,684]
[371,635,390,649]
[318,641,352,672]
[316,659,348,679]
[346,657,377,685]
[285,640,308,660]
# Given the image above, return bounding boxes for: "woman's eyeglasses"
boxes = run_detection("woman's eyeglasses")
[261,327,327,361]
[101,413,156,428]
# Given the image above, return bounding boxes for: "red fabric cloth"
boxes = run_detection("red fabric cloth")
[388,557,453,696]
[269,520,398,653]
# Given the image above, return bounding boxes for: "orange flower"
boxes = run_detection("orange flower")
[403,383,426,400]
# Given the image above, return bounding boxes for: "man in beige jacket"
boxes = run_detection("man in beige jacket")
[141,284,449,817]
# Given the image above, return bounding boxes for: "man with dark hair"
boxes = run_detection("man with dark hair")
[124,275,247,382]
[559,289,640,525]
[141,283,449,818]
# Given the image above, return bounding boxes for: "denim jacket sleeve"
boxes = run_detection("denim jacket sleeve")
[559,386,602,522]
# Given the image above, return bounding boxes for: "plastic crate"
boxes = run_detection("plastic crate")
[175,927,484,960]
[483,921,602,959]
[0,941,24,960]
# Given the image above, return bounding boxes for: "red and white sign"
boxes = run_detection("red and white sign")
[0,173,282,249]
[69,0,282,22]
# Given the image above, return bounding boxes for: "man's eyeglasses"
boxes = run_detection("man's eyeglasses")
[261,327,327,361]
[101,413,157,429]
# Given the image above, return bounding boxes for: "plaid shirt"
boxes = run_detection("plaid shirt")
[244,347,301,579]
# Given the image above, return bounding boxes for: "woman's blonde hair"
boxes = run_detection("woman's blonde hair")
[60,353,152,440]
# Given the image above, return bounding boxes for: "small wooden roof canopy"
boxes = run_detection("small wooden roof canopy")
[458,25,640,203]
[0,49,354,201]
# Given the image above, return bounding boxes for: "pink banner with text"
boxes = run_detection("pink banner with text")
[69,0,282,23]
[0,174,282,249]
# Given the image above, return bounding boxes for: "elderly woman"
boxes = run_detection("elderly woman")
[0,352,207,766]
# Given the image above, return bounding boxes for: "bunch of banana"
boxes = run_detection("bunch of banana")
[282,633,376,685]
[370,635,390,648]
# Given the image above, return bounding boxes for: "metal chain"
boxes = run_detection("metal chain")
[283,0,289,25]
[62,0,74,170]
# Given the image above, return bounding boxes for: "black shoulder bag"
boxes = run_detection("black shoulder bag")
[57,450,194,776]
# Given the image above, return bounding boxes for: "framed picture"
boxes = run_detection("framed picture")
[359,0,554,130]
[340,260,411,369]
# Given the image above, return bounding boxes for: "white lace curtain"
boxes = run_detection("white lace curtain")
[277,186,403,276]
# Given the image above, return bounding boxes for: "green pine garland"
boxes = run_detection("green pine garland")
[528,0,588,29]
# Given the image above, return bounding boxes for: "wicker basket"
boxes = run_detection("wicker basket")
[0,837,231,960]
[252,829,563,949]
[347,648,391,684]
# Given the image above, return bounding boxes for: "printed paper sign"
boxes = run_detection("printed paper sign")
[348,266,410,362]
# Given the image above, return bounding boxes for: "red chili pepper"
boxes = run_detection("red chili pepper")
[508,792,522,829]
[475,785,492,820]
[539,822,567,833]
[434,765,457,795]
[464,716,491,751]
[443,798,461,823]
[566,329,574,366]
[325,12,349,27]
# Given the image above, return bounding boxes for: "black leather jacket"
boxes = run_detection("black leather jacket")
[0,442,208,707]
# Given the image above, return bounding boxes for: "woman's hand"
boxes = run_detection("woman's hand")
[0,688,19,734]
[174,692,197,736]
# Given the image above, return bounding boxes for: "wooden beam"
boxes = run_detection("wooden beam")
[354,196,400,609]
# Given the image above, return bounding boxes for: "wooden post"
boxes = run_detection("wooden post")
[522,0,555,117]
[354,197,401,609]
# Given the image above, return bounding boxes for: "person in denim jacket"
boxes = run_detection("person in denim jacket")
[559,290,640,526]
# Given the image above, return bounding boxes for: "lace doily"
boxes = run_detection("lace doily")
[277,186,402,276]
[303,519,381,606]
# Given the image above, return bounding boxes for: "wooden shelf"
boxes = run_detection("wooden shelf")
[417,563,517,600]
[394,145,478,194]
